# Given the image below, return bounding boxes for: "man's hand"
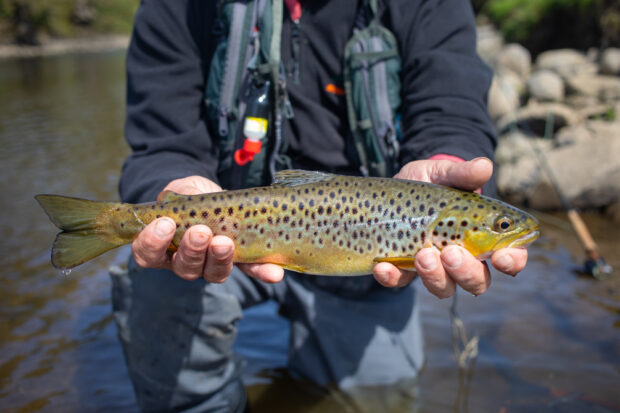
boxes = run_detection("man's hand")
[131,176,284,283]
[372,158,529,297]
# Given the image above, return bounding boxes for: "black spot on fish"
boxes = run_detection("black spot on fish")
[253,197,259,204]
[260,207,267,214]
[228,207,234,216]
[214,207,221,215]
[189,210,196,218]
[419,204,425,212]
[461,220,468,227]
[282,203,288,211]
[439,202,446,208]
[244,211,250,218]
[447,221,454,227]
[428,207,435,216]
[273,200,279,208]
[202,211,208,218]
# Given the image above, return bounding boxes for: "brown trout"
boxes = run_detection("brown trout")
[36,170,539,274]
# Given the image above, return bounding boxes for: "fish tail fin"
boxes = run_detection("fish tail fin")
[35,194,126,269]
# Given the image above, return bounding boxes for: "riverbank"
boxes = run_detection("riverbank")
[0,35,129,58]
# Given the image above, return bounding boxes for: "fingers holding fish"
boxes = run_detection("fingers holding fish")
[132,217,176,269]
[415,248,457,299]
[203,235,235,283]
[170,225,213,280]
[238,263,285,283]
[373,262,417,288]
[440,245,491,296]
[491,248,528,276]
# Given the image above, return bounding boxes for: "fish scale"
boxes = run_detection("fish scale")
[36,170,540,273]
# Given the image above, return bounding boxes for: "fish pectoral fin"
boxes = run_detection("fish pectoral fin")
[373,256,416,270]
[157,190,187,203]
[272,169,335,187]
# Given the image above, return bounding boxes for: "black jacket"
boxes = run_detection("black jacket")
[120,0,495,203]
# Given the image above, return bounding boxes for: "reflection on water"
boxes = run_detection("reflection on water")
[0,52,619,412]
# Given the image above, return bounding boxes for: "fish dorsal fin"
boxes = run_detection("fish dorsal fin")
[157,190,186,203]
[373,257,416,270]
[272,169,335,187]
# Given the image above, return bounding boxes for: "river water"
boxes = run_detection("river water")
[0,51,618,412]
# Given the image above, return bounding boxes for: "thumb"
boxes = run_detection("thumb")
[429,157,493,191]
[163,176,222,196]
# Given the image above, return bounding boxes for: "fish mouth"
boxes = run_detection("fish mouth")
[505,229,540,249]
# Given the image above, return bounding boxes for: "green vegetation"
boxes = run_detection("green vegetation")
[476,0,618,54]
[0,0,140,44]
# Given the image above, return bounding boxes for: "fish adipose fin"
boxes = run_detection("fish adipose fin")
[373,257,416,270]
[35,195,123,269]
[272,169,335,187]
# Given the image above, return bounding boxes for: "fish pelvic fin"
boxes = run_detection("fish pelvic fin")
[35,194,126,269]
[373,256,416,270]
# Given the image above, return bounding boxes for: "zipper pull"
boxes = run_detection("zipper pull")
[218,107,229,136]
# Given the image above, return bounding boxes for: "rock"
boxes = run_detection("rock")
[565,94,607,110]
[606,201,620,224]
[566,74,620,101]
[477,24,504,64]
[535,49,597,78]
[554,124,594,147]
[600,48,620,75]
[495,43,532,79]
[577,103,620,121]
[498,133,620,209]
[496,101,582,136]
[495,131,551,165]
[487,72,521,121]
[527,70,565,102]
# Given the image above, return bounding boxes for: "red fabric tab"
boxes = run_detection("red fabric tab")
[284,0,302,21]
[428,154,465,163]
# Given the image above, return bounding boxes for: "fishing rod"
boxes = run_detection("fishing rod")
[511,113,612,279]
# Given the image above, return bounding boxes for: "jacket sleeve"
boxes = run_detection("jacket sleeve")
[386,0,496,166]
[119,0,219,203]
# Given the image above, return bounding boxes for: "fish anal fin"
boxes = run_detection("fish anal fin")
[272,169,335,187]
[373,256,416,270]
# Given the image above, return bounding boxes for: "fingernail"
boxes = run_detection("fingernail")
[189,229,208,248]
[472,157,491,164]
[211,244,230,259]
[496,253,514,272]
[418,252,438,271]
[155,218,175,238]
[442,248,463,269]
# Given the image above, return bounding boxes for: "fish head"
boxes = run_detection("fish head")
[431,194,540,259]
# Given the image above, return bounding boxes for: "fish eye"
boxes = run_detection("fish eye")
[494,216,514,232]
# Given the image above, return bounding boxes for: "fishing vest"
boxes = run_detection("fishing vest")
[204,0,402,189]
